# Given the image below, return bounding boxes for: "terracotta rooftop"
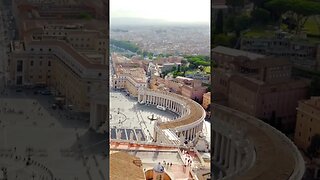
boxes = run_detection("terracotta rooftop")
[156,90,205,129]
[27,40,107,70]
[110,151,145,180]
[213,46,265,60]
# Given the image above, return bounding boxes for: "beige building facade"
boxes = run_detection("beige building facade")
[9,1,109,131]
[202,92,211,110]
[294,97,320,151]
[212,46,309,132]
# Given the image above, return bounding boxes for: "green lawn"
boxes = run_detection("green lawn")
[242,25,276,38]
[204,66,211,74]
[304,16,320,36]
[242,18,320,39]
[185,66,210,75]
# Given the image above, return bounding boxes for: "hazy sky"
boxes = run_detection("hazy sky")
[110,0,210,23]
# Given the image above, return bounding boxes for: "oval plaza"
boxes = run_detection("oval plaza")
[110,54,208,146]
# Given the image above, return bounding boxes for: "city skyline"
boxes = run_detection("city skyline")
[110,0,210,24]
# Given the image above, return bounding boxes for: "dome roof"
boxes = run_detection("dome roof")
[153,163,164,173]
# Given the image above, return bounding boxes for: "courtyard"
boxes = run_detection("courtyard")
[110,90,178,142]
[0,88,107,180]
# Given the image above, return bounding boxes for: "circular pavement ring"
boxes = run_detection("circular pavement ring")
[110,110,127,124]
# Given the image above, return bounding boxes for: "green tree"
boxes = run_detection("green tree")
[181,59,188,65]
[110,39,139,52]
[287,0,320,34]
[251,8,271,24]
[226,0,245,12]
[214,10,224,34]
[79,12,92,20]
[250,0,268,8]
[234,14,251,37]
[309,77,320,96]
[213,34,237,47]
[266,0,320,34]
[265,0,289,27]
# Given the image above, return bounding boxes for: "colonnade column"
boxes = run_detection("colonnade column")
[224,138,231,168]
[214,132,220,161]
[228,143,236,172]
[236,150,242,171]
[219,135,226,164]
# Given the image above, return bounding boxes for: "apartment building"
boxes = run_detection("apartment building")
[9,0,108,116]
[294,97,320,151]
[202,92,211,110]
[241,32,320,70]
[213,46,309,132]
[111,54,148,97]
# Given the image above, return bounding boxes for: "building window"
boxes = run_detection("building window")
[39,75,42,79]
[40,48,43,51]
[308,137,311,142]
[39,61,42,66]
[310,128,312,132]
[49,48,51,52]
[48,61,51,66]
[16,76,22,85]
[98,73,101,77]
[30,76,33,79]
[30,61,34,66]
[47,75,51,79]
[17,60,23,72]
[299,132,301,136]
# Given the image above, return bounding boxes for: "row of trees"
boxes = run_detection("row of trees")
[213,0,320,47]
[185,55,210,69]
[265,0,320,34]
[110,39,139,53]
[161,55,210,78]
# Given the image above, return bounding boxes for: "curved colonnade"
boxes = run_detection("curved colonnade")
[212,103,305,180]
[138,88,206,142]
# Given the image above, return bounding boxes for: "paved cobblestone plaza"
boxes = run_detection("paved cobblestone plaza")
[0,89,107,180]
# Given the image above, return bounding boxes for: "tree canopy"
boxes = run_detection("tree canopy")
[110,39,139,53]
[266,0,320,34]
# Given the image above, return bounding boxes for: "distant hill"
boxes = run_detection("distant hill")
[110,17,208,27]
